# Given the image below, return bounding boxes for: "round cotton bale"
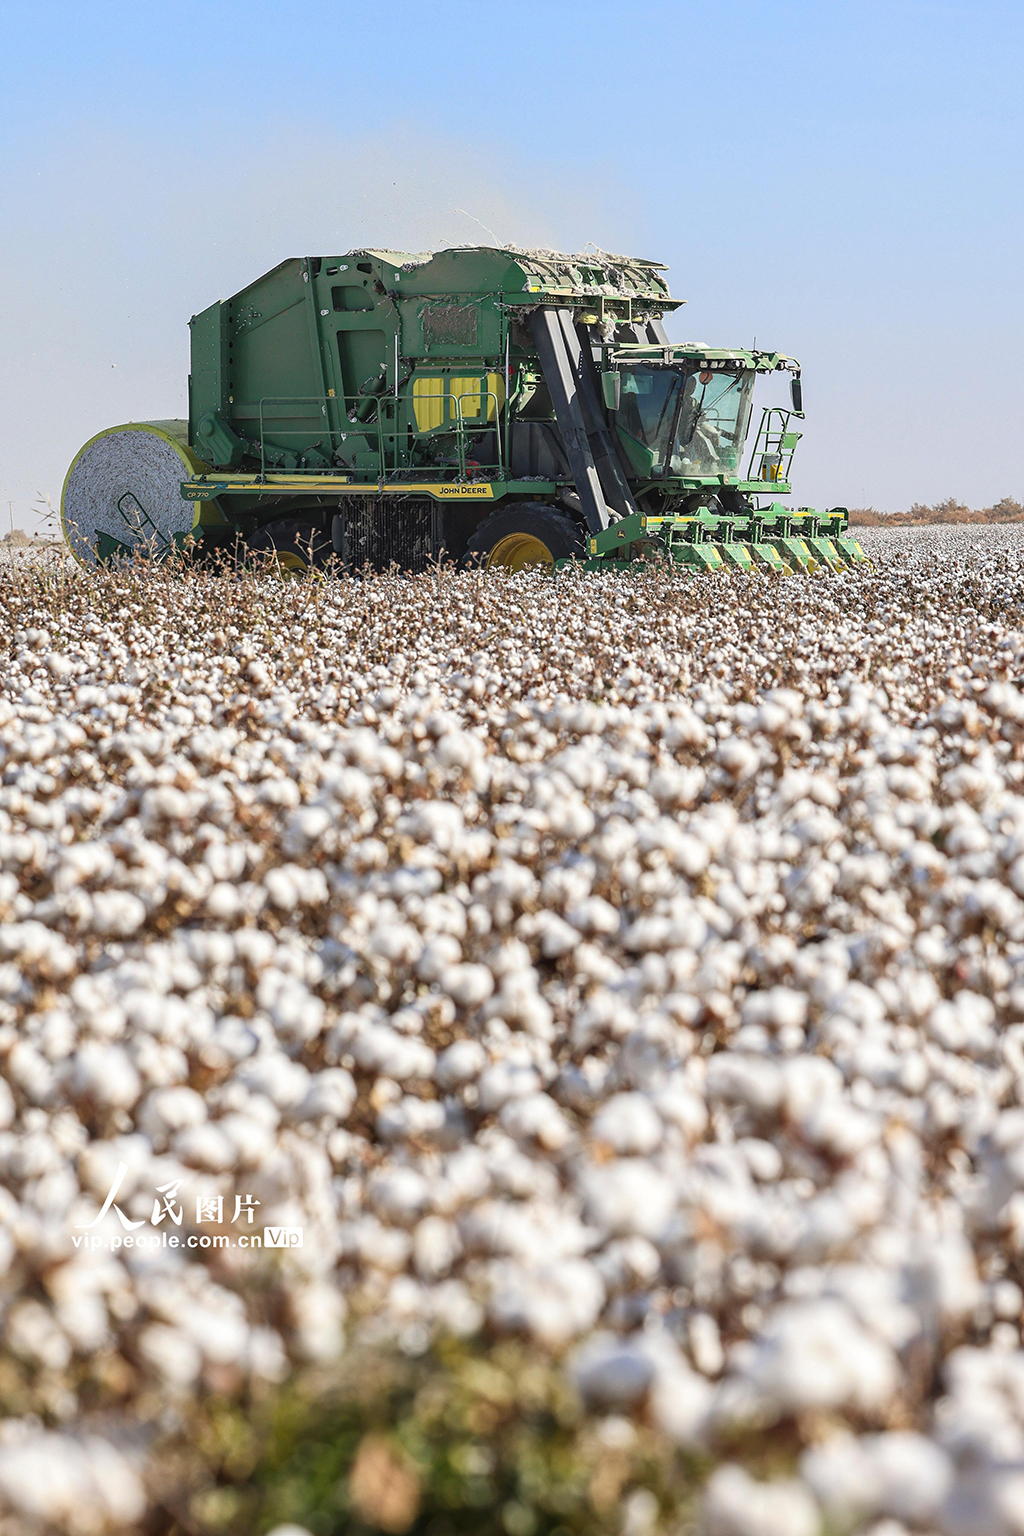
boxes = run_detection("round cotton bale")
[61,421,218,568]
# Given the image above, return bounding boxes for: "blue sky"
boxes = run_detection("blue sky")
[2,0,1022,524]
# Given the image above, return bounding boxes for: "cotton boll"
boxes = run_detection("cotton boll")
[368,1166,430,1226]
[801,1431,953,1527]
[436,1038,487,1091]
[173,1122,237,1172]
[136,1085,207,1146]
[413,1216,463,1280]
[416,934,463,982]
[138,1322,204,1388]
[580,1158,675,1240]
[571,1331,655,1408]
[499,1091,573,1151]
[438,963,494,1008]
[294,1068,356,1123]
[477,1061,541,1112]
[702,1466,818,1536]
[70,1042,141,1109]
[733,1299,899,1420]
[487,1257,605,1346]
[286,1281,346,1362]
[591,1092,663,1155]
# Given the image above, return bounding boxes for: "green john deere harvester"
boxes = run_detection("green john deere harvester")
[62,246,865,575]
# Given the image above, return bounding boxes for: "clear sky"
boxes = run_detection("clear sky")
[2,0,1022,526]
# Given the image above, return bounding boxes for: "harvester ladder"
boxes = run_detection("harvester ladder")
[746,408,801,484]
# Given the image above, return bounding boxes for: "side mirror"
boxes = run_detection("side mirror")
[601,371,621,411]
[790,376,803,415]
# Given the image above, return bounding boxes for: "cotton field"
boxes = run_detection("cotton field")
[3,525,1024,1534]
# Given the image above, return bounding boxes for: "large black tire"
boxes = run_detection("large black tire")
[463,503,585,571]
[246,518,333,575]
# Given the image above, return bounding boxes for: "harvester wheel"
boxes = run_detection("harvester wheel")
[246,519,332,577]
[464,504,584,572]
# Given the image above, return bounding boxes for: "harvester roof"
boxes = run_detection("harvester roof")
[224,245,681,314]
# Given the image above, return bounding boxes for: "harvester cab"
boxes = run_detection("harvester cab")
[60,245,865,576]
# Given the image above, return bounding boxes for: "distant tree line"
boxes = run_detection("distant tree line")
[849,497,1024,525]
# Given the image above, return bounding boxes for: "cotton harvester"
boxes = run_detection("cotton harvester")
[61,246,865,575]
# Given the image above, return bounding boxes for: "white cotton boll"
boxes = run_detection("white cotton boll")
[416,933,463,981]
[173,1122,237,1172]
[580,1158,675,1239]
[799,1099,879,1158]
[906,1234,982,1325]
[702,1466,819,1536]
[282,804,332,856]
[436,1038,487,1090]
[0,1432,147,1533]
[567,895,621,935]
[706,1053,783,1116]
[571,1331,655,1408]
[0,920,77,978]
[351,1023,436,1081]
[801,1431,953,1526]
[287,1282,346,1362]
[89,890,147,936]
[649,1357,715,1446]
[429,1279,484,1337]
[5,1046,56,1107]
[487,969,555,1040]
[236,1053,311,1109]
[266,1527,317,1536]
[927,991,997,1057]
[377,1096,446,1142]
[347,1216,413,1272]
[136,1085,207,1145]
[366,920,423,964]
[716,738,761,782]
[5,1299,72,1370]
[70,1041,141,1109]
[439,963,495,1008]
[414,1216,463,1280]
[477,1060,541,1112]
[532,912,580,958]
[368,1166,430,1226]
[737,1138,783,1183]
[218,1111,276,1166]
[487,1256,605,1346]
[654,1083,708,1142]
[182,1301,251,1367]
[781,1054,844,1121]
[591,1092,663,1155]
[735,1299,899,1420]
[295,1068,357,1122]
[261,978,326,1043]
[993,1280,1024,1320]
[593,1236,661,1293]
[741,987,808,1031]
[207,881,243,920]
[689,1311,725,1377]
[499,1091,573,1150]
[0,1077,13,1130]
[138,1322,204,1388]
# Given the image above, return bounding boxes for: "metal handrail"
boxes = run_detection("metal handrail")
[746,406,801,484]
[451,389,503,481]
[253,385,505,484]
[256,394,386,479]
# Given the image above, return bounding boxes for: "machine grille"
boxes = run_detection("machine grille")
[335,497,439,573]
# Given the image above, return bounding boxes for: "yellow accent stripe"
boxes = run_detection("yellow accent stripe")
[187,475,494,500]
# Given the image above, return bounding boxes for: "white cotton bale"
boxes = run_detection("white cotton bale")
[61,421,215,568]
